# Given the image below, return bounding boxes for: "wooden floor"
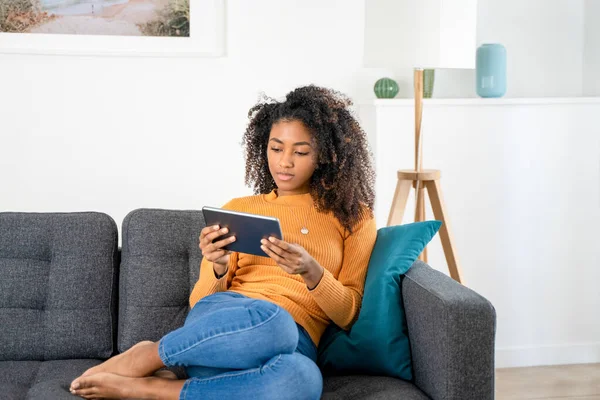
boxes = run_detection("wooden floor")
[496,363,600,399]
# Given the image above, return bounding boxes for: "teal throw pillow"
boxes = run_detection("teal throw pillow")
[317,220,442,380]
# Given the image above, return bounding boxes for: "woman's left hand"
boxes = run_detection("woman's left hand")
[261,237,324,289]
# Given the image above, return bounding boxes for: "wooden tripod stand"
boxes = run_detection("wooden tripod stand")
[386,69,464,284]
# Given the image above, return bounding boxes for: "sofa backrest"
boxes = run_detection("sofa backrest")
[118,209,204,352]
[0,212,118,361]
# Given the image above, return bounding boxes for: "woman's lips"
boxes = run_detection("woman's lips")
[277,173,294,181]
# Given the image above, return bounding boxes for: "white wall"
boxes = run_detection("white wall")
[0,0,387,233]
[392,0,587,99]
[584,0,600,96]
[476,0,585,98]
[364,98,600,368]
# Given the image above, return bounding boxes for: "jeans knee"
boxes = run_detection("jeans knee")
[246,300,298,354]
[272,354,323,400]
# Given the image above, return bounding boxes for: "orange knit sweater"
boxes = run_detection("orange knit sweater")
[189,190,377,346]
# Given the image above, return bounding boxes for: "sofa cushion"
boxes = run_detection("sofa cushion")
[0,212,118,361]
[118,209,205,352]
[322,375,430,399]
[318,221,441,380]
[0,359,103,400]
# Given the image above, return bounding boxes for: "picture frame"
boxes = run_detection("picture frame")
[0,0,225,57]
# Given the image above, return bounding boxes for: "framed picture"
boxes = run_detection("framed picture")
[0,0,225,57]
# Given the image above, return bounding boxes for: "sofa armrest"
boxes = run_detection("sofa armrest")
[402,260,496,400]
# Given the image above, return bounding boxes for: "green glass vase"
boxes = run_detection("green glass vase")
[423,69,435,98]
[374,78,399,99]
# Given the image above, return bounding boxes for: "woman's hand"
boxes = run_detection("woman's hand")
[199,225,236,276]
[261,237,324,289]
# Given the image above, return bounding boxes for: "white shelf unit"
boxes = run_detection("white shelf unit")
[358,97,600,368]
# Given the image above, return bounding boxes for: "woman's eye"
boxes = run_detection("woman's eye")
[295,152,309,156]
[270,147,282,153]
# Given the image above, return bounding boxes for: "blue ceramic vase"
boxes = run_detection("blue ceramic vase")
[476,43,507,98]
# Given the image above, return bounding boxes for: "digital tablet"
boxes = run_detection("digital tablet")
[202,206,283,257]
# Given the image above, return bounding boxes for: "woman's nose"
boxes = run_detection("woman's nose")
[279,153,293,168]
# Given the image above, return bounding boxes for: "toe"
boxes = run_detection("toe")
[71,376,95,390]
[71,387,95,398]
[70,379,80,391]
[70,377,104,398]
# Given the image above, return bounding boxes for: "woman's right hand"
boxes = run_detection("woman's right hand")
[199,225,236,274]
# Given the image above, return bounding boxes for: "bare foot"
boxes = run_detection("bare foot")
[75,341,163,383]
[69,372,184,399]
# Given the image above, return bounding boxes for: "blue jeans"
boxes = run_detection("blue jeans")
[157,291,323,400]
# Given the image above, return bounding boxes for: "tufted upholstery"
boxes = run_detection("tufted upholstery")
[1,208,495,400]
[118,208,205,352]
[0,212,118,361]
[0,359,104,400]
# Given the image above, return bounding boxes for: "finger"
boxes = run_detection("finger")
[206,235,235,252]
[206,227,229,243]
[267,236,292,251]
[261,239,287,258]
[200,225,221,247]
[261,245,288,266]
[200,225,220,240]
[201,227,229,248]
[203,248,228,262]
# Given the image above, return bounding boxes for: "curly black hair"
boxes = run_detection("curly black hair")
[242,85,375,233]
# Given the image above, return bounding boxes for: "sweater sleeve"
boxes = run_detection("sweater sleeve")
[309,213,377,330]
[189,252,238,307]
[188,199,240,308]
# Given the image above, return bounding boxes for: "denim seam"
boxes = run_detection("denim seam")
[180,378,191,400]
[158,338,171,366]
[164,306,282,363]
[187,354,283,384]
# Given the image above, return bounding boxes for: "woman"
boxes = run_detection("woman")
[70,85,377,400]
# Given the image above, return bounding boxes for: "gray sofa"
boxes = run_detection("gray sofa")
[0,209,496,400]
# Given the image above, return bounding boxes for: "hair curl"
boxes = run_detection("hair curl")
[242,85,375,233]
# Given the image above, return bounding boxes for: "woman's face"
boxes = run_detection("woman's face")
[267,119,317,196]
